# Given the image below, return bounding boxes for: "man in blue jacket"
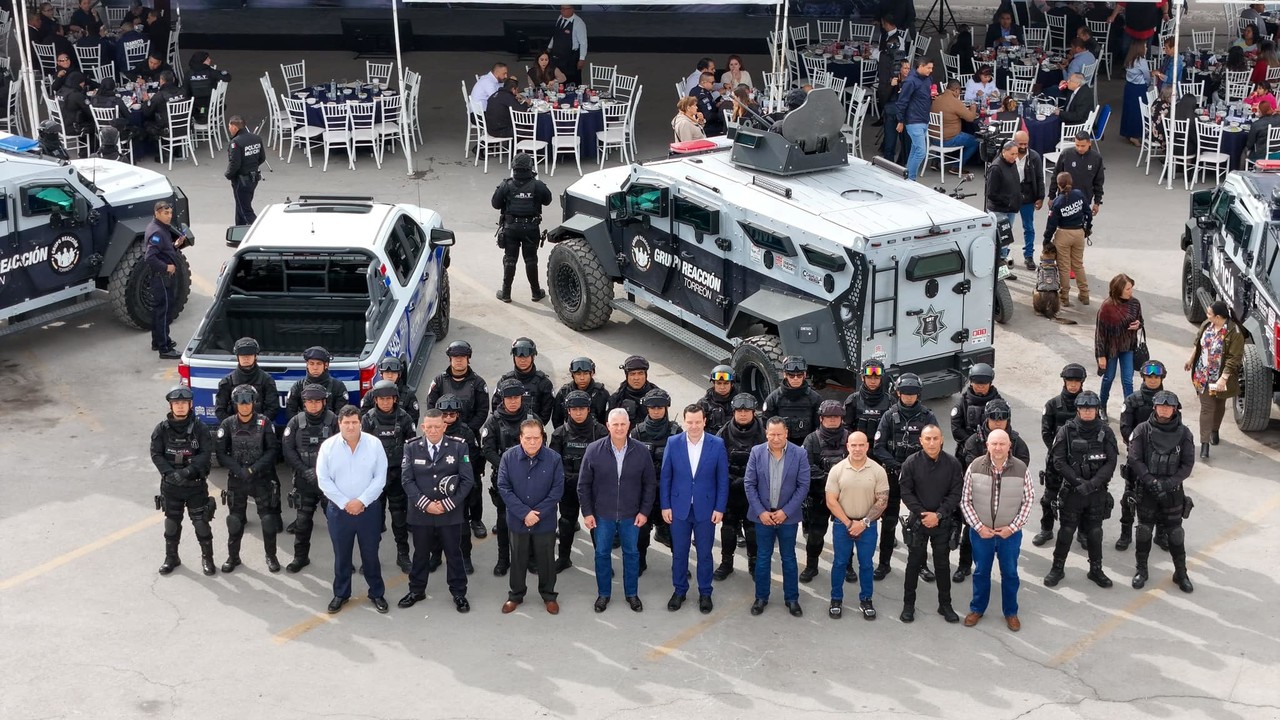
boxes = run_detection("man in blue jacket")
[497,418,565,615]
[579,408,657,613]
[744,417,811,617]
[661,405,730,614]
[894,57,935,181]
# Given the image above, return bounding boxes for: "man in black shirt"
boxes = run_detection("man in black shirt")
[484,77,529,138]
[898,425,964,624]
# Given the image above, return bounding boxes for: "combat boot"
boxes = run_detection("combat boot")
[158,540,181,575]
[1043,560,1066,587]
[221,538,242,573]
[1131,559,1148,589]
[1172,550,1194,593]
[713,558,734,581]
[1172,570,1195,593]
[1086,561,1113,588]
[265,554,281,573]
[1115,523,1133,551]
[286,554,310,573]
[555,547,573,573]
[396,551,412,574]
[199,540,217,577]
[1031,528,1054,547]
[799,553,819,583]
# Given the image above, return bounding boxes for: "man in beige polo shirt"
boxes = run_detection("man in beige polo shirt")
[824,431,889,620]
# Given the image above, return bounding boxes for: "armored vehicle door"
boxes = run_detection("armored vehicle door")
[1209,190,1254,321]
[890,243,968,365]
[619,183,677,295]
[666,188,733,327]
[0,180,96,313]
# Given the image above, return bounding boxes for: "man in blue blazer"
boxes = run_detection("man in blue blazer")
[744,416,811,617]
[661,404,730,614]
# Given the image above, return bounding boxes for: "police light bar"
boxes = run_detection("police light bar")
[0,132,40,153]
[1255,159,1280,172]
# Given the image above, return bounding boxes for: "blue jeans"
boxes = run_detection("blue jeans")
[905,122,928,180]
[968,528,1022,618]
[754,522,799,602]
[830,519,877,602]
[671,511,717,596]
[1100,350,1135,410]
[943,131,981,165]
[326,499,384,600]
[1019,203,1037,259]
[593,519,640,598]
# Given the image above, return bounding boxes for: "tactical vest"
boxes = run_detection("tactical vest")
[1139,421,1184,478]
[1045,392,1078,437]
[955,389,997,439]
[700,390,735,434]
[632,420,677,474]
[223,366,274,416]
[229,415,270,469]
[721,420,764,477]
[291,411,334,468]
[366,409,411,467]
[558,421,602,479]
[492,413,525,455]
[161,418,204,483]
[502,178,542,219]
[847,390,890,438]
[1124,388,1157,433]
[811,429,850,475]
[435,371,483,420]
[886,405,930,461]
[770,386,820,441]
[1064,421,1110,481]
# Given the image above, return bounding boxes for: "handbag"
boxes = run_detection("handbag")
[1133,327,1150,367]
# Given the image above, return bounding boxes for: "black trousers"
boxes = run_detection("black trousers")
[150,275,174,350]
[232,175,259,226]
[509,531,557,602]
[291,486,324,559]
[162,482,214,548]
[557,477,581,557]
[409,523,467,597]
[489,483,510,562]
[1039,472,1064,532]
[379,471,410,555]
[1053,489,1108,564]
[226,478,283,557]
[720,479,757,561]
[802,493,832,563]
[878,473,902,567]
[500,225,541,293]
[903,520,953,607]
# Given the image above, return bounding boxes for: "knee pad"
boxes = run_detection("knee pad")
[163,517,182,539]
[1087,527,1103,543]
[192,520,213,541]
[1166,526,1185,546]
[1136,524,1154,543]
[260,512,284,536]
[226,513,245,536]
[502,254,518,270]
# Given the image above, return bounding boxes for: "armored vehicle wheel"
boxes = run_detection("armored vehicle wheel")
[1234,344,1274,432]
[1181,246,1210,324]
[427,270,450,340]
[733,334,784,402]
[993,280,1013,325]
[109,239,191,330]
[548,237,613,331]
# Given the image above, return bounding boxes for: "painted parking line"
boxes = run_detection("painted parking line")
[190,272,216,296]
[0,514,162,592]
[272,573,409,644]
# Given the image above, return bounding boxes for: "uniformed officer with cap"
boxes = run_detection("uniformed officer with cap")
[631,387,681,573]
[698,365,739,435]
[427,339,489,538]
[715,392,766,579]
[434,393,481,574]
[151,386,217,576]
[1044,390,1119,589]
[609,355,661,428]
[872,372,939,582]
[800,400,851,584]
[1033,363,1089,547]
[360,356,421,425]
[1127,390,1196,593]
[214,336,280,423]
[280,383,338,573]
[950,363,1003,452]
[285,346,349,419]
[549,389,608,570]
[482,378,535,574]
[225,115,263,226]
[763,356,823,446]
[490,337,555,425]
[491,153,552,303]
[361,379,418,574]
[144,200,188,359]
[552,357,610,428]
[215,384,283,573]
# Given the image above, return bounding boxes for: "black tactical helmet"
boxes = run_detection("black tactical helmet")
[512,153,536,171]
[1074,390,1102,409]
[564,390,592,408]
[640,388,671,408]
[730,393,758,411]
[446,340,473,357]
[301,384,328,401]
[818,400,844,417]
[1060,363,1088,381]
[621,355,650,372]
[861,359,885,377]
[233,337,260,356]
[435,394,463,412]
[897,373,923,394]
[511,337,537,357]
[303,346,332,363]
[569,357,596,373]
[783,88,807,110]
[369,379,400,399]
[497,378,525,398]
[378,356,404,373]
[983,399,1012,422]
[165,386,194,402]
[969,363,995,383]
[1152,390,1180,407]
[231,384,258,404]
[1139,359,1168,378]
[710,364,734,382]
[781,356,807,373]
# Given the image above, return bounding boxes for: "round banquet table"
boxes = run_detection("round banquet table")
[296,83,393,127]
[529,92,606,161]
[1023,112,1062,154]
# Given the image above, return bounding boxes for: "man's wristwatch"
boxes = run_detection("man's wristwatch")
[861,518,871,529]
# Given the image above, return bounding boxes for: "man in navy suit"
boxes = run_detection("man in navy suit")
[661,404,730,614]
[744,416,811,617]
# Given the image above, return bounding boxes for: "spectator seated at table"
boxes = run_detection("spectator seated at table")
[985,10,1022,49]
[1149,86,1199,155]
[1076,25,1100,57]
[1247,99,1280,160]
[471,62,507,113]
[528,51,565,90]
[672,96,707,143]
[484,78,528,138]
[949,25,976,76]
[1252,41,1279,84]
[1233,24,1261,56]
[132,53,171,85]
[125,0,148,25]
[186,52,232,125]
[70,0,104,38]
[30,4,75,59]
[995,95,1022,126]
[931,79,981,165]
[730,85,762,128]
[56,71,94,137]
[1064,38,1097,82]
[49,53,79,94]
[691,72,729,137]
[1245,81,1277,112]
[721,55,753,94]
[141,70,185,150]
[965,66,1000,104]
[687,58,715,95]
[1059,73,1096,126]
[1240,4,1270,43]
[89,77,139,141]
[113,19,148,73]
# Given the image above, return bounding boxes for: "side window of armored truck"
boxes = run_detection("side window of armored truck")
[626,184,668,217]
[1223,208,1251,254]
[673,196,720,235]
[22,185,77,216]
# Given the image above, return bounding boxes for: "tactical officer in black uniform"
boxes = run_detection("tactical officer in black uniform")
[215,384,283,573]
[280,384,337,573]
[360,356,421,425]
[361,380,418,574]
[763,355,823,447]
[698,365,739,435]
[481,378,532,575]
[553,357,611,428]
[1127,390,1196,593]
[427,340,489,538]
[950,363,1002,453]
[285,346,349,419]
[143,200,187,359]
[714,393,766,580]
[491,153,553,303]
[953,399,1031,582]
[801,400,851,584]
[1117,359,1168,552]
[434,394,480,574]
[549,390,608,571]
[489,336,555,425]
[151,386,217,576]
[872,373,940,580]
[843,359,892,438]
[225,115,263,226]
[631,388,681,572]
[214,336,280,423]
[1033,363,1088,547]
[1044,390,1119,589]
[609,355,661,428]
[185,51,230,124]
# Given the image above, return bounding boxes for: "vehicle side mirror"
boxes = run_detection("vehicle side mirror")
[225,225,250,248]
[607,191,629,222]
[429,227,455,247]
[1196,216,1218,231]
[72,196,89,224]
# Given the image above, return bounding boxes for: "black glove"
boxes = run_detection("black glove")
[163,472,179,485]
[304,469,318,486]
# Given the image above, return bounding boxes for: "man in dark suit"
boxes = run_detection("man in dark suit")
[661,404,730,614]
[744,417,811,617]
[1059,73,1096,126]
[984,9,1022,48]
[497,418,565,615]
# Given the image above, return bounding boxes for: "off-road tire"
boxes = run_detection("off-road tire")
[427,270,450,340]
[109,240,191,330]
[548,237,613,331]
[1234,343,1274,432]
[1182,246,1211,324]
[994,279,1013,325]
[732,334,784,402]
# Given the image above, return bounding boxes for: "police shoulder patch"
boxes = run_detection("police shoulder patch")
[283,427,291,437]
[149,234,162,244]
[463,454,470,463]
[950,407,959,416]
[217,427,225,438]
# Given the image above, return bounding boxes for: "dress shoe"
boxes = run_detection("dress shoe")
[286,557,310,573]
[627,595,644,612]
[786,601,803,617]
[900,605,916,623]
[545,600,560,615]
[221,556,241,573]
[495,289,512,303]
[1005,615,1021,632]
[471,520,487,539]
[463,555,475,575]
[531,288,547,302]
[952,566,970,583]
[1200,443,1210,458]
[873,564,891,581]
[371,597,389,614]
[396,552,411,574]
[454,596,470,613]
[501,599,521,614]
[555,556,573,573]
[919,566,935,583]
[1031,529,1054,547]
[667,592,686,611]
[1173,571,1195,593]
[938,605,960,623]
[158,555,180,575]
[1210,431,1220,446]
[327,597,348,614]
[712,562,734,581]
[398,592,426,608]
[845,566,857,584]
[828,599,843,619]
[963,612,982,627]
[158,349,181,360]
[594,595,610,613]
[493,559,510,576]
[799,564,818,583]
[750,598,767,615]
[859,599,876,620]
[265,554,281,573]
[699,595,713,614]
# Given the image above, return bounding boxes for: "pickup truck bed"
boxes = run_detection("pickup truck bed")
[195,296,370,357]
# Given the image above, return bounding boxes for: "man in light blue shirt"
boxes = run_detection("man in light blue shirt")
[1065,38,1096,84]
[470,63,508,113]
[317,405,389,614]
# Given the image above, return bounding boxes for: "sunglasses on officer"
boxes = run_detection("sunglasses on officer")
[711,370,732,382]
[862,366,883,377]
[987,409,1011,421]
[569,359,594,373]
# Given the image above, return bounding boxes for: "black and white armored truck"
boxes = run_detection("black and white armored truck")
[545,88,1001,400]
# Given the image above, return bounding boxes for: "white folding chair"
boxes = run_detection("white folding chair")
[472,111,512,173]
[460,80,480,158]
[167,19,181,76]
[941,52,961,85]
[1247,125,1280,168]
[624,86,643,161]
[319,102,354,171]
[1268,66,1280,84]
[89,105,132,163]
[1179,80,1206,107]
[1023,27,1047,51]
[282,95,323,166]
[1,77,22,135]
[1046,13,1067,51]
[106,6,126,29]
[790,24,810,48]
[589,64,616,94]
[261,73,290,157]
[596,102,629,168]
[675,80,686,100]
[1086,20,1113,79]
[1081,59,1100,87]
[123,39,150,71]
[802,54,827,82]
[817,19,843,44]
[926,111,964,180]
[44,95,89,157]
[348,100,379,168]
[1156,117,1196,189]
[281,61,307,95]
[1008,77,1033,101]
[1136,96,1155,174]
[89,64,115,85]
[192,81,224,158]
[377,92,405,158]
[1011,63,1037,82]
[366,61,393,87]
[826,74,846,96]
[510,108,549,171]
[159,97,198,169]
[1224,70,1251,103]
[207,77,230,146]
[1010,0,1032,27]
[32,42,58,77]
[841,85,870,158]
[74,44,103,74]
[405,69,424,149]
[849,23,875,44]
[549,107,581,177]
[786,48,803,87]
[995,118,1020,138]
[1194,121,1232,188]
[911,34,932,60]
[612,73,638,102]
[809,69,833,90]
[1191,29,1216,52]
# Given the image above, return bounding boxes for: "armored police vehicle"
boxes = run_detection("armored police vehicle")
[0,134,191,337]
[179,195,453,426]
[546,89,1000,400]
[1183,166,1280,432]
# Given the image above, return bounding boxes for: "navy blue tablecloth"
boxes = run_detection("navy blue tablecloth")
[299,85,392,127]
[1023,113,1062,154]
[533,101,605,161]
[1220,126,1248,170]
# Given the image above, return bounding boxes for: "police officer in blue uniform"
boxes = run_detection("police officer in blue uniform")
[361,380,418,574]
[225,115,263,226]
[427,341,489,539]
[143,200,186,359]
[215,384,283,574]
[151,386,217,576]
[491,153,552,303]
[281,384,338,573]
[435,394,481,574]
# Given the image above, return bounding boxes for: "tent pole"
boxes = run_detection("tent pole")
[1168,0,1182,189]
[13,2,43,137]
[392,0,414,174]
[778,1,789,113]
